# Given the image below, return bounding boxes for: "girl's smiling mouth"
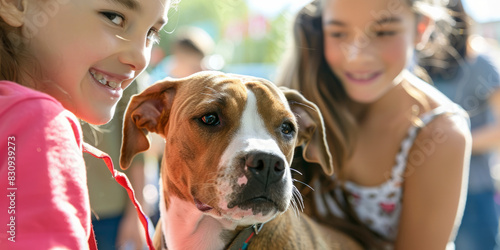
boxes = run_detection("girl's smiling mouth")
[345,71,382,84]
[89,68,124,90]
[88,68,133,99]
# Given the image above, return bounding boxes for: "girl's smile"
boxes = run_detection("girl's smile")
[88,68,133,99]
[344,71,383,85]
[89,68,131,90]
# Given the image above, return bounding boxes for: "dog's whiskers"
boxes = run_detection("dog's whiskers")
[293,179,314,192]
[290,198,299,218]
[290,168,303,175]
[293,186,304,211]
[290,186,304,218]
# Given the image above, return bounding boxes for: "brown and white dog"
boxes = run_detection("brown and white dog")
[120,71,361,250]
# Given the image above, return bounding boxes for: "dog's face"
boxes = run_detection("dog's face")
[120,71,333,226]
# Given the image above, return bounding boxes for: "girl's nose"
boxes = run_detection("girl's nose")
[346,44,361,61]
[117,35,149,72]
[344,31,372,62]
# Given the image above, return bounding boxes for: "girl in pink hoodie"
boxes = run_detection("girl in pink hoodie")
[0,0,177,249]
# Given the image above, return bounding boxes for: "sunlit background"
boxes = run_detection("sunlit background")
[149,0,500,81]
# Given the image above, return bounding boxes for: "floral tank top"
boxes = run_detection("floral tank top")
[316,104,468,242]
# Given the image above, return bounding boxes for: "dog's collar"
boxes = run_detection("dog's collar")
[227,223,265,250]
[160,223,264,250]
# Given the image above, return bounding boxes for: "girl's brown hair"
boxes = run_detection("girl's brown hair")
[420,0,470,80]
[276,0,449,248]
[0,18,28,83]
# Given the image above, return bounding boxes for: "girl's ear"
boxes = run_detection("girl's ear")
[415,15,435,50]
[0,0,27,27]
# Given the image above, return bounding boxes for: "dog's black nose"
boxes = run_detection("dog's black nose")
[245,152,285,184]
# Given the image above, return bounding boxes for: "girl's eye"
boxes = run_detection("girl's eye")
[375,31,397,37]
[101,12,125,27]
[147,28,160,45]
[329,32,346,39]
[200,114,220,126]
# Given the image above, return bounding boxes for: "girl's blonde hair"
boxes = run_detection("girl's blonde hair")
[276,0,449,247]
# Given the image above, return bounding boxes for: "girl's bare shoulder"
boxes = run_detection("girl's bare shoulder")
[404,71,471,154]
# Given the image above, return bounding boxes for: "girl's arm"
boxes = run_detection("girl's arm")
[394,114,471,250]
[470,89,500,154]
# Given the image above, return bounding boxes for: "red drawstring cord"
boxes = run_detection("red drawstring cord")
[83,142,155,250]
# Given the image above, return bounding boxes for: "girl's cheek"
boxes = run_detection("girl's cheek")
[324,39,343,68]
[378,37,408,65]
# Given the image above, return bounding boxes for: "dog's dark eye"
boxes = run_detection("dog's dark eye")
[280,122,294,135]
[200,114,220,126]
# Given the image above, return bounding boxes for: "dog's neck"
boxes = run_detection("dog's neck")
[159,184,243,250]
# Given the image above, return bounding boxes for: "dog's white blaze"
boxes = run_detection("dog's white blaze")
[217,89,289,220]
[220,90,286,168]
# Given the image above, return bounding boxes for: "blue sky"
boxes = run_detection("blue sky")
[247,0,500,23]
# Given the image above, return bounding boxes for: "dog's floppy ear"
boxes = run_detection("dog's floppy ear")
[120,79,179,170]
[280,87,334,176]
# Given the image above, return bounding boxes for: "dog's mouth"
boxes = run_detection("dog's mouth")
[194,198,213,212]
[236,196,277,207]
[194,194,281,218]
[228,195,281,215]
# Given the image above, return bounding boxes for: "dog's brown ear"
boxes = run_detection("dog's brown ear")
[280,87,334,176]
[120,79,179,170]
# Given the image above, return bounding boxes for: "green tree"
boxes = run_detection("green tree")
[157,0,292,66]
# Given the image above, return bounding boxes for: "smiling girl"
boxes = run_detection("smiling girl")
[278,0,472,249]
[0,0,176,248]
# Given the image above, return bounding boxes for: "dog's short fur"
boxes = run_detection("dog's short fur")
[120,71,361,249]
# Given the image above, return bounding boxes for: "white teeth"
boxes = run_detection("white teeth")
[90,70,122,89]
[351,72,376,80]
[108,81,118,88]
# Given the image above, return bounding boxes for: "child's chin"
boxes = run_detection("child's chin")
[81,110,115,125]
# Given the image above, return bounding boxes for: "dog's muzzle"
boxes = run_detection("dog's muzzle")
[226,151,291,216]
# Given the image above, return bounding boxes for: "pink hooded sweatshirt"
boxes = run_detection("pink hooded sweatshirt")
[0,81,92,249]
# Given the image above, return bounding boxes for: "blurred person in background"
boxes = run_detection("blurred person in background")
[421,0,500,249]
[149,26,215,82]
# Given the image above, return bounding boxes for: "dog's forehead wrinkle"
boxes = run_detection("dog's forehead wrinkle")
[197,81,247,108]
[201,86,225,100]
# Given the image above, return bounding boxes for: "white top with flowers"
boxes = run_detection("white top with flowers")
[337,105,466,241]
